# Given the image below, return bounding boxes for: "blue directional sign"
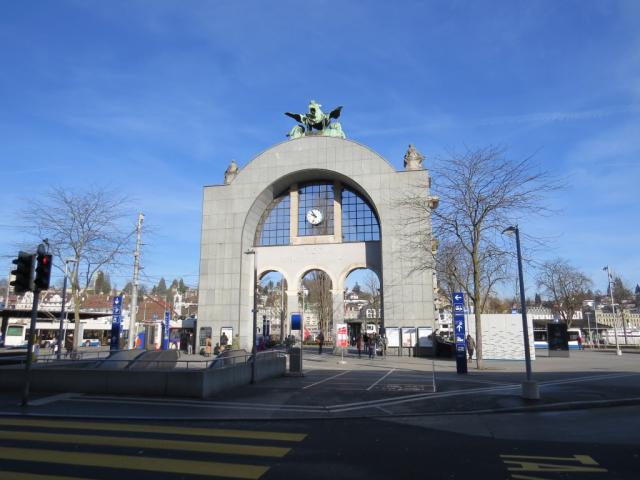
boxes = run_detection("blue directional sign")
[291,313,302,331]
[452,292,468,374]
[110,295,123,351]
[162,310,170,350]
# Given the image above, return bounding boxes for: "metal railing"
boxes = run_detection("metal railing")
[7,348,286,370]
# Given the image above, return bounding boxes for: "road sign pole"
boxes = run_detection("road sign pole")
[452,292,468,375]
[21,289,41,407]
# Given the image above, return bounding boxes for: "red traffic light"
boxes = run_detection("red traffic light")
[34,254,53,291]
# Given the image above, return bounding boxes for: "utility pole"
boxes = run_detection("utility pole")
[280,280,285,340]
[128,213,144,350]
[56,259,76,360]
[4,267,11,308]
[604,265,622,356]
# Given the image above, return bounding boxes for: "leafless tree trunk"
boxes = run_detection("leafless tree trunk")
[536,259,592,328]
[398,146,557,368]
[305,270,332,339]
[23,187,134,350]
[362,270,381,329]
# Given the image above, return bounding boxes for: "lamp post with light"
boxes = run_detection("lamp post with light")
[297,285,308,372]
[56,258,77,360]
[502,225,539,400]
[603,265,622,356]
[244,249,258,384]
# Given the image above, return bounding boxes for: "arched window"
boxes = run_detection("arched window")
[342,188,380,242]
[255,194,290,246]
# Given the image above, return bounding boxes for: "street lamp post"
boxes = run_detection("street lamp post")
[56,259,76,360]
[244,249,258,384]
[300,285,308,365]
[603,266,622,356]
[502,225,539,400]
[585,311,593,349]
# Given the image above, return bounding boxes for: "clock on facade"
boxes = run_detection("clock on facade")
[306,208,323,225]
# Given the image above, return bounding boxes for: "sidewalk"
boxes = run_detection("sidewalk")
[1,348,638,420]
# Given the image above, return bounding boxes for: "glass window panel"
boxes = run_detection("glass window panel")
[341,187,380,243]
[298,182,335,237]
[256,193,291,246]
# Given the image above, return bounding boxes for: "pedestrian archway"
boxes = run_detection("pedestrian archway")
[344,268,381,344]
[299,269,333,342]
[258,271,288,341]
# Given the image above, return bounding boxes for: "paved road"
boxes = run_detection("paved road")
[1,349,639,419]
[0,407,637,479]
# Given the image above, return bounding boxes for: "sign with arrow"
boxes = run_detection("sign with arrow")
[110,295,123,351]
[452,292,467,374]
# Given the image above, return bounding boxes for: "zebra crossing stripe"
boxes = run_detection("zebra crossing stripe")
[0,429,291,458]
[0,447,269,479]
[0,418,306,442]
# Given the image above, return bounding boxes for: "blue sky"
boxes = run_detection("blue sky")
[1,0,639,296]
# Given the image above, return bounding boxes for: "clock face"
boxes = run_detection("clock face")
[306,208,323,225]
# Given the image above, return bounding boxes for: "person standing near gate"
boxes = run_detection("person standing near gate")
[220,331,229,351]
[466,334,475,361]
[317,331,325,355]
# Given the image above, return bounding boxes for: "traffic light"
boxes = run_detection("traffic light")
[34,254,53,291]
[10,252,35,294]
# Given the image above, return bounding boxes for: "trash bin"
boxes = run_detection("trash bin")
[289,347,302,373]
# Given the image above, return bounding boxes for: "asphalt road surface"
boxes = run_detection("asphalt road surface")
[0,405,637,479]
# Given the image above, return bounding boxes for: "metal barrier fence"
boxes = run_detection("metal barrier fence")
[8,348,286,370]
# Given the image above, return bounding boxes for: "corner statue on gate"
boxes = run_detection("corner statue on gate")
[285,100,345,139]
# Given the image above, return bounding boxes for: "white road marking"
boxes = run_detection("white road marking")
[28,393,79,406]
[302,370,351,389]
[46,371,640,416]
[366,369,395,391]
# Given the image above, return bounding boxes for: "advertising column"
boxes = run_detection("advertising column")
[452,292,467,374]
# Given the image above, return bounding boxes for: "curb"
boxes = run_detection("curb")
[1,396,639,422]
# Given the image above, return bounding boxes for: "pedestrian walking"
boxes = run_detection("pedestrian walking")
[363,332,369,354]
[466,334,475,361]
[317,331,325,355]
[356,334,363,358]
[187,333,194,355]
[577,334,584,350]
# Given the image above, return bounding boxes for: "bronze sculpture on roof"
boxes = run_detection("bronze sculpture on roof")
[285,100,345,139]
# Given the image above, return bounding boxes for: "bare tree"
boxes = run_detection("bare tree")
[362,270,381,329]
[399,146,556,368]
[537,259,592,327]
[303,270,332,339]
[23,187,134,349]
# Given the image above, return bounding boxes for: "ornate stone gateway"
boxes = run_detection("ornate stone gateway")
[198,103,437,351]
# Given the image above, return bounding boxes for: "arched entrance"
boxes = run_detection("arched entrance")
[344,268,381,345]
[258,271,288,342]
[299,269,333,342]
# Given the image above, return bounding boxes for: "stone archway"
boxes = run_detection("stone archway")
[343,267,382,343]
[299,269,333,342]
[258,270,288,341]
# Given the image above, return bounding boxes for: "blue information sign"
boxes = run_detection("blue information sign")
[110,295,123,351]
[291,313,302,331]
[162,311,170,350]
[452,292,468,374]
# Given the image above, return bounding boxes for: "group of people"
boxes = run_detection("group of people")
[356,332,386,359]
[211,331,229,356]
